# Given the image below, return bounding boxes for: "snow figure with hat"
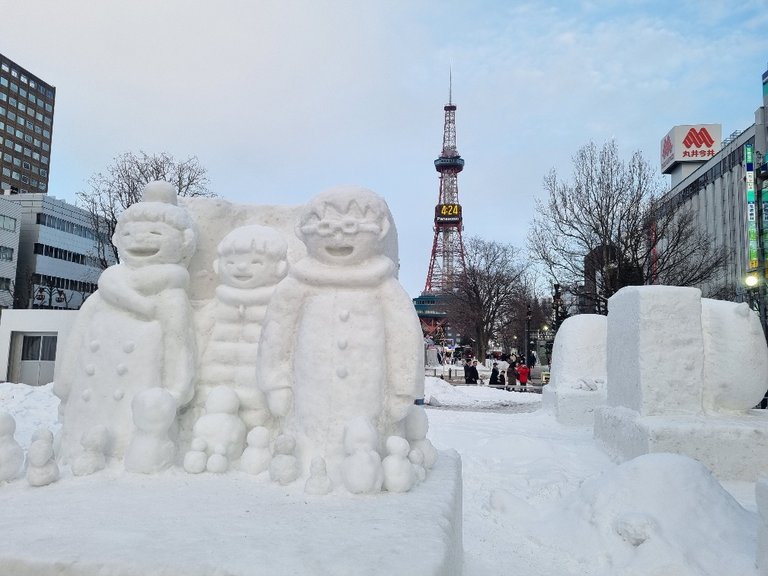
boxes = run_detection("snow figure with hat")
[192,224,288,429]
[256,186,424,490]
[54,181,198,465]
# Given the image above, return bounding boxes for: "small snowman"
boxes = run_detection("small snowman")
[187,386,247,473]
[0,412,23,483]
[27,428,59,487]
[408,447,427,484]
[341,417,383,494]
[382,436,414,493]
[125,388,177,474]
[240,427,272,476]
[183,438,208,474]
[404,405,437,469]
[71,425,109,476]
[304,456,333,495]
[269,434,299,485]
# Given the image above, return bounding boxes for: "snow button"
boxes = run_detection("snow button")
[336,366,348,378]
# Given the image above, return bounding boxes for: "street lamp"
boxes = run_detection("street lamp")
[525,304,531,366]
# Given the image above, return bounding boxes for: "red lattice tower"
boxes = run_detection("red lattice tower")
[423,90,467,295]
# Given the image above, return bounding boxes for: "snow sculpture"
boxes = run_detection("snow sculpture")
[269,434,300,485]
[240,426,272,475]
[541,314,608,426]
[71,425,108,476]
[187,386,247,473]
[0,412,23,482]
[341,418,384,494]
[594,285,768,480]
[125,388,177,474]
[382,436,414,493]
[404,405,437,469]
[193,225,288,428]
[304,456,333,495]
[26,428,59,487]
[256,186,424,490]
[54,181,197,465]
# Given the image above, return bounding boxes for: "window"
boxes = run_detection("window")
[22,161,30,169]
[0,246,14,261]
[11,171,18,180]
[10,82,17,93]
[0,64,7,72]
[0,277,10,291]
[0,215,16,232]
[0,78,7,88]
[0,93,5,101]
[10,69,18,78]
[21,335,57,361]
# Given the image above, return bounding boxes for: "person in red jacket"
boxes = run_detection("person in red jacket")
[516,362,530,388]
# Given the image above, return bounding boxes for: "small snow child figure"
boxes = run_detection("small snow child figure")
[187,385,247,473]
[27,428,59,487]
[257,186,424,482]
[194,225,288,429]
[382,436,415,493]
[269,434,300,485]
[54,181,198,465]
[124,388,177,474]
[404,404,437,469]
[341,418,384,494]
[71,425,109,477]
[0,412,24,483]
[240,426,272,476]
[304,456,333,495]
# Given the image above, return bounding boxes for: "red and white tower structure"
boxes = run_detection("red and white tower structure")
[423,86,467,294]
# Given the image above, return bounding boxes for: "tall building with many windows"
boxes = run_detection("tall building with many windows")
[0,52,55,195]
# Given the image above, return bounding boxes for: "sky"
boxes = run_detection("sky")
[0,379,758,575]
[2,0,768,298]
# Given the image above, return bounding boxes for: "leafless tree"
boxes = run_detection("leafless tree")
[77,151,214,269]
[528,140,726,314]
[443,236,525,360]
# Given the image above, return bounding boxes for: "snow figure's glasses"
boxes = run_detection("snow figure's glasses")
[301,218,380,237]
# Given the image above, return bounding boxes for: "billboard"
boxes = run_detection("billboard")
[660,124,721,174]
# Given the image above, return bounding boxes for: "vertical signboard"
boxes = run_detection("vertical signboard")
[746,144,758,270]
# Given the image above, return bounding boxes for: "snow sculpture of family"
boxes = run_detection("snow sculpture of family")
[39,181,431,495]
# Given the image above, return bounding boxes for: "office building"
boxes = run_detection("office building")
[6,193,107,310]
[0,52,55,195]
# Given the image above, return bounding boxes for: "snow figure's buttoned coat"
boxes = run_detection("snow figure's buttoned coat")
[257,255,423,479]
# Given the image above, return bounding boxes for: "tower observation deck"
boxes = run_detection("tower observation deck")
[423,97,467,295]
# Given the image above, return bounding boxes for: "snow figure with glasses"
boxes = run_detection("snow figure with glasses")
[256,186,424,491]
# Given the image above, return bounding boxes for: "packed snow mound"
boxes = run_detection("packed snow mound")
[522,452,757,576]
[549,314,606,392]
[424,377,540,409]
[0,383,59,447]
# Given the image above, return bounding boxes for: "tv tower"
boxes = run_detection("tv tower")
[423,78,467,294]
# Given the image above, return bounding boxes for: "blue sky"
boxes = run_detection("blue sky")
[2,0,767,297]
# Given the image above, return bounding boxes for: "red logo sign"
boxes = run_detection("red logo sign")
[683,128,714,149]
[661,135,673,158]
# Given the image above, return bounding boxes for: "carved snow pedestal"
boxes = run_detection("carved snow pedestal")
[541,314,607,426]
[594,285,768,482]
[0,183,463,576]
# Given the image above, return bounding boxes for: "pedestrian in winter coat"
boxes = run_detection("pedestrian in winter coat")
[463,360,471,384]
[506,363,518,387]
[467,360,480,384]
[489,363,499,385]
[517,363,530,386]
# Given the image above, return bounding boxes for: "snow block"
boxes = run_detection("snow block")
[0,449,463,576]
[595,405,768,481]
[541,314,607,426]
[606,286,703,415]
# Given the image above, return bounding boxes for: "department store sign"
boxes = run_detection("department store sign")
[660,124,722,173]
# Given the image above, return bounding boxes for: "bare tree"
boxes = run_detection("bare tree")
[528,140,726,314]
[443,236,525,360]
[77,151,214,269]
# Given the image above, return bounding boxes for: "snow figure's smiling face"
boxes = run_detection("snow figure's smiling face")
[301,216,382,266]
[219,251,284,288]
[118,221,185,266]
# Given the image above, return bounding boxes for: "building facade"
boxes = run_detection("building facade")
[0,196,22,308]
[0,52,55,195]
[5,193,107,310]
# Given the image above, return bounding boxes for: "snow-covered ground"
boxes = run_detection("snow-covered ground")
[0,378,759,576]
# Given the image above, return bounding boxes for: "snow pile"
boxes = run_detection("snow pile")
[424,376,541,409]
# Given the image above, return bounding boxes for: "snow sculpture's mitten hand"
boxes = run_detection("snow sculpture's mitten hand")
[267,388,293,418]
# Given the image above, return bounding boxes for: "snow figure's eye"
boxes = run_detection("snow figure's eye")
[316,221,333,237]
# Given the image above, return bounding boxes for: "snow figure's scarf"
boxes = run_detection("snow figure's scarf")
[289,255,396,287]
